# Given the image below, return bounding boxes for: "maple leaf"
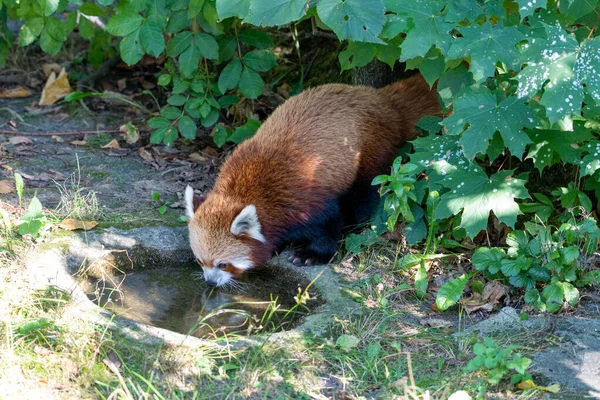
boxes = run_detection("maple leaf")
[436,169,531,238]
[516,23,600,123]
[386,0,452,60]
[448,21,525,82]
[442,86,537,158]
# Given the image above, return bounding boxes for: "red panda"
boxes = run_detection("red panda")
[185,74,440,287]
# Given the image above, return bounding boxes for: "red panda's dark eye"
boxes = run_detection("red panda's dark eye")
[217,262,227,270]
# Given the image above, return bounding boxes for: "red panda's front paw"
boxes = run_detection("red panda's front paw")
[287,252,314,266]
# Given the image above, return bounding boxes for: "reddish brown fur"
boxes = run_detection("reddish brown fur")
[190,74,440,269]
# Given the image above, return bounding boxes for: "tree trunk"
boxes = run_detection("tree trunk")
[351,59,414,88]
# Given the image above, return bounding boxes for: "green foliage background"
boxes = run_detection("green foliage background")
[1,0,600,310]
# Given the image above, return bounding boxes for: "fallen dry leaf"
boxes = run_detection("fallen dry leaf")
[117,78,127,91]
[419,317,453,329]
[52,135,64,142]
[0,86,33,98]
[58,219,99,231]
[101,139,120,149]
[0,180,15,194]
[202,147,218,158]
[138,147,154,162]
[42,63,61,78]
[9,136,33,145]
[517,379,560,393]
[70,140,87,146]
[188,152,207,162]
[460,281,507,314]
[39,68,72,106]
[120,123,139,144]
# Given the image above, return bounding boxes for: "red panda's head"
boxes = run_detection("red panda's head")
[185,186,270,287]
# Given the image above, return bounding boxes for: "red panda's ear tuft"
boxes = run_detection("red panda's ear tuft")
[230,205,265,243]
[185,186,205,220]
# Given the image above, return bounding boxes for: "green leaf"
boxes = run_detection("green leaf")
[228,118,261,143]
[218,95,240,108]
[189,0,205,17]
[79,16,95,40]
[448,21,524,82]
[178,116,197,139]
[244,0,308,27]
[216,0,250,19]
[98,0,115,5]
[367,341,381,359]
[388,0,452,60]
[339,42,377,71]
[380,14,412,39]
[436,169,531,238]
[516,0,547,18]
[558,281,579,306]
[472,247,505,274]
[167,94,187,106]
[238,66,264,99]
[317,0,385,44]
[414,262,428,299]
[166,10,191,34]
[106,11,143,36]
[40,0,60,16]
[218,36,238,63]
[436,273,472,311]
[148,117,171,128]
[40,17,67,56]
[442,86,536,158]
[213,125,228,147]
[516,25,600,123]
[195,32,219,60]
[201,109,220,127]
[525,128,591,173]
[120,28,144,65]
[500,257,530,277]
[166,31,193,57]
[79,3,105,16]
[560,0,599,20]
[158,74,172,86]
[446,0,484,22]
[151,191,161,201]
[542,282,563,312]
[345,230,380,253]
[19,18,44,47]
[161,106,181,120]
[140,22,165,58]
[243,49,276,72]
[179,41,202,76]
[336,334,359,351]
[218,59,243,93]
[239,28,273,48]
[437,65,474,108]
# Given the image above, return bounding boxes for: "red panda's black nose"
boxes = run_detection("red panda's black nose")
[205,279,218,287]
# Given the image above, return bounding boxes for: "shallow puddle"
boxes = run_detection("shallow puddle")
[79,263,319,338]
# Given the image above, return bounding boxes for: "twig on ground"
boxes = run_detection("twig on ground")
[0,129,124,136]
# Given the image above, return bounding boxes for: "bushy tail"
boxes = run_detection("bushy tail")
[378,74,441,139]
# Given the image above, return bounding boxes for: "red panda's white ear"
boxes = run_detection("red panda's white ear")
[230,205,265,243]
[185,186,205,220]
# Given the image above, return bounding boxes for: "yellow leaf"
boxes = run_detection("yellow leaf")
[0,86,33,98]
[517,380,537,390]
[70,140,87,146]
[39,68,72,106]
[0,180,15,194]
[101,139,120,149]
[58,219,99,231]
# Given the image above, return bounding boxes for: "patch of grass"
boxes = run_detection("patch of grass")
[55,156,102,221]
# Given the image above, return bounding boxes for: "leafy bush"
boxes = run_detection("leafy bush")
[465,337,532,387]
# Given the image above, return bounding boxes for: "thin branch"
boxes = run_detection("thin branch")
[0,129,125,136]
